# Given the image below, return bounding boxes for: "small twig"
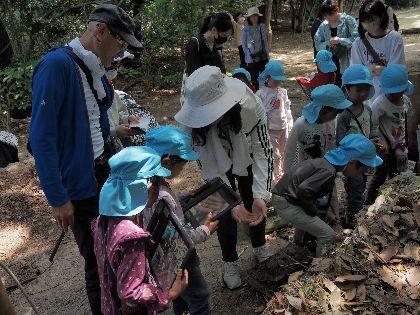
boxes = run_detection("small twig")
[0,261,41,315]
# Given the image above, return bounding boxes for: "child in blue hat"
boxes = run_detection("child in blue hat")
[297,50,337,95]
[366,64,415,204]
[232,67,256,93]
[92,146,188,315]
[336,64,378,227]
[145,125,219,315]
[285,84,352,170]
[256,61,293,181]
[272,134,382,257]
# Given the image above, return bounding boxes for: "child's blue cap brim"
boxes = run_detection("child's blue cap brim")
[180,150,199,161]
[381,80,415,96]
[318,61,337,73]
[270,74,286,81]
[325,150,383,168]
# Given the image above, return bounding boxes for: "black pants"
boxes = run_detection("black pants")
[70,162,110,315]
[332,54,342,87]
[247,59,268,90]
[172,261,210,315]
[365,151,397,205]
[216,166,266,262]
[238,45,246,69]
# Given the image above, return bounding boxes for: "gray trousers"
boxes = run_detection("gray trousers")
[271,194,336,257]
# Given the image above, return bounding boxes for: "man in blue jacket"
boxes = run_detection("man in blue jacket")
[29,4,142,314]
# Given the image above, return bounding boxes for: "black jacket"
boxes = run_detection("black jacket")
[185,34,225,76]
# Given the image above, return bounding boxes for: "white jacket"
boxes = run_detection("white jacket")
[192,88,274,201]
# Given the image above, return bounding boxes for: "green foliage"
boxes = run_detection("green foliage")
[0,61,35,110]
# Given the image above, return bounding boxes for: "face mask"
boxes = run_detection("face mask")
[362,20,380,34]
[215,34,228,45]
[106,69,118,80]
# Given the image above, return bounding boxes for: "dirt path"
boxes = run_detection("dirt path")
[1,31,419,315]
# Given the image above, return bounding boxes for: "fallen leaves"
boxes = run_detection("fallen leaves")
[262,175,420,315]
[335,274,366,283]
[379,245,399,262]
[285,295,302,311]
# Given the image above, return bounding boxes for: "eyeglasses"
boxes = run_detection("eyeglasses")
[109,29,128,50]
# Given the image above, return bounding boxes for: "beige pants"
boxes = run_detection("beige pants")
[271,194,336,257]
[269,129,287,181]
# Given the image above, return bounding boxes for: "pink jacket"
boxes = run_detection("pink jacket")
[92,216,169,315]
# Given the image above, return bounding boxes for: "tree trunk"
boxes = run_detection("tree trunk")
[297,0,308,33]
[266,0,274,49]
[0,19,13,69]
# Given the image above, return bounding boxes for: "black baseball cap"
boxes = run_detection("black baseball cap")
[88,3,143,51]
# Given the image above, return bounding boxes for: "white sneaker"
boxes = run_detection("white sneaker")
[253,244,272,263]
[223,260,242,290]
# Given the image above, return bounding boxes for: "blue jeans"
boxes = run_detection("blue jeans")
[343,174,367,226]
[172,263,211,315]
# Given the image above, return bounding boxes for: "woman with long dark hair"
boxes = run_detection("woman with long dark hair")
[350,0,405,106]
[314,0,358,87]
[175,65,274,290]
[185,12,233,76]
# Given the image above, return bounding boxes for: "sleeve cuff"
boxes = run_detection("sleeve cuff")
[199,225,211,238]
[121,114,130,124]
[253,191,272,202]
[110,128,117,137]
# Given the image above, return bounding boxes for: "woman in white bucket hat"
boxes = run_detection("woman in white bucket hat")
[175,65,274,290]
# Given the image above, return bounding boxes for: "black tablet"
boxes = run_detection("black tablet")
[147,200,196,289]
[180,178,242,227]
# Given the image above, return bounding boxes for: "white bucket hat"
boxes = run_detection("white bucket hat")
[175,66,246,128]
[245,6,263,17]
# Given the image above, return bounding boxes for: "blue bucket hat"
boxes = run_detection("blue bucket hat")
[99,146,171,217]
[232,68,251,81]
[380,64,415,96]
[324,134,383,168]
[313,50,337,74]
[302,84,352,123]
[146,125,199,161]
[258,61,286,84]
[342,64,375,99]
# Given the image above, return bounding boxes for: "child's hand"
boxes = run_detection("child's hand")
[369,65,384,77]
[169,269,188,301]
[232,205,258,223]
[204,212,219,234]
[128,114,141,123]
[116,124,138,138]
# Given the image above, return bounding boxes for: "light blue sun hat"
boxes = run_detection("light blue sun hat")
[99,146,171,217]
[232,68,252,81]
[146,125,199,161]
[313,50,337,74]
[342,64,375,99]
[258,61,286,84]
[380,64,415,96]
[302,84,352,123]
[324,134,383,168]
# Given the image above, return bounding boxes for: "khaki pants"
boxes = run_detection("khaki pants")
[271,194,336,257]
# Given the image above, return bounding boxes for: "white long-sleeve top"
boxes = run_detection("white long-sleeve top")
[255,86,293,131]
[284,116,336,169]
[191,88,274,201]
[370,94,413,149]
[350,31,405,107]
[108,91,130,137]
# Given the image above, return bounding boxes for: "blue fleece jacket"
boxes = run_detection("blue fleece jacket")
[29,47,113,207]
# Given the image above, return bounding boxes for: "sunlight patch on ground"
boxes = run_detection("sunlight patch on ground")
[0,225,30,260]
